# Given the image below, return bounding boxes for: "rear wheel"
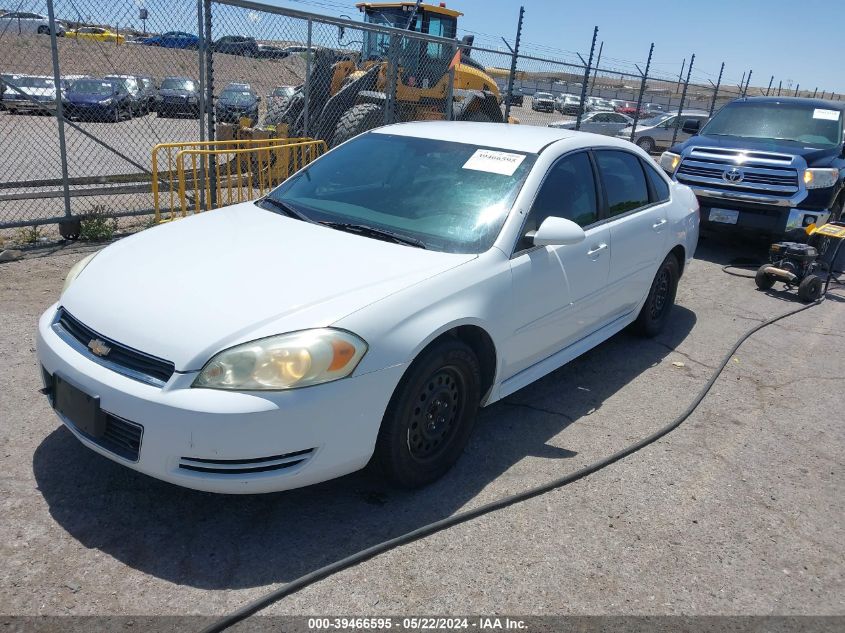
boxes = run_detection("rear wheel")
[636,137,656,153]
[331,103,385,147]
[374,339,481,488]
[633,253,680,337]
[798,274,823,302]
[37,25,49,35]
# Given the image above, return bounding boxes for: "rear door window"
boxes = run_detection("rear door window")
[594,150,650,217]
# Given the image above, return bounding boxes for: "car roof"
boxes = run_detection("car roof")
[731,96,845,111]
[372,121,623,154]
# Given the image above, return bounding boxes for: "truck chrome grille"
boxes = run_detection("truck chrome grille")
[676,147,800,196]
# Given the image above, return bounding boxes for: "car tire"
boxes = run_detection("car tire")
[755,265,776,290]
[636,137,656,153]
[37,25,49,35]
[797,274,823,303]
[331,103,385,147]
[632,253,680,337]
[374,338,481,488]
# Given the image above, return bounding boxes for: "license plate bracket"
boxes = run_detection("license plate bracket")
[709,208,740,224]
[53,374,106,438]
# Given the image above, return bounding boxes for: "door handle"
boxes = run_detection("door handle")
[652,218,668,230]
[587,243,608,256]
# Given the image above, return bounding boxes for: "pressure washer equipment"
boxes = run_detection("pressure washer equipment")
[755,221,845,302]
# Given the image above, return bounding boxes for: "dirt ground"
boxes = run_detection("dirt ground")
[0,231,843,623]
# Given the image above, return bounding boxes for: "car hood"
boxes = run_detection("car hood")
[159,89,195,97]
[66,92,112,104]
[61,202,476,370]
[681,133,842,165]
[15,87,55,98]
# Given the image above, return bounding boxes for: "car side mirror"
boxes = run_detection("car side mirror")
[531,216,586,247]
[682,119,700,135]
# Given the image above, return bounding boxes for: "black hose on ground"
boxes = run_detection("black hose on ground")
[200,298,825,633]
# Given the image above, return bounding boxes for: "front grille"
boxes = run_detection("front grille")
[178,448,315,475]
[676,147,799,196]
[54,308,175,386]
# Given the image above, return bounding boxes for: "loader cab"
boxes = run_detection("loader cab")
[357,2,460,88]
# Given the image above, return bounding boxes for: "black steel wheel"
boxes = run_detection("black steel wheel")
[374,338,481,488]
[633,252,680,337]
[755,265,776,290]
[798,274,823,303]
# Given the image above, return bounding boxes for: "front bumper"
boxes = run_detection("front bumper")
[36,304,406,494]
[696,191,831,239]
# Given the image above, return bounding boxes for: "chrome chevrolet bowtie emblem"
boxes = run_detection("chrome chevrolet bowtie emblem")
[723,167,745,183]
[88,338,111,357]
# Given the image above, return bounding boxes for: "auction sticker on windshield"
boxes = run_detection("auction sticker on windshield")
[463,149,526,176]
[813,108,840,121]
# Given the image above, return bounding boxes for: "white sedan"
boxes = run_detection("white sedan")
[37,122,699,494]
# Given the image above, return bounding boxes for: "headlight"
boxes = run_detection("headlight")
[99,98,112,105]
[187,95,198,103]
[803,168,839,190]
[659,151,681,174]
[193,329,367,390]
[62,251,98,293]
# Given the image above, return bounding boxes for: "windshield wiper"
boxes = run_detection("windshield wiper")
[257,197,313,222]
[320,221,427,249]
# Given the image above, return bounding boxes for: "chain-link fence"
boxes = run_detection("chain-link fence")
[1,0,843,235]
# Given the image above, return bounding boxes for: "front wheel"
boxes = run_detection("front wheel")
[331,103,385,147]
[37,25,49,35]
[798,274,823,303]
[374,339,481,488]
[633,253,680,337]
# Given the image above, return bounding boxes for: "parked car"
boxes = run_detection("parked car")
[0,75,57,114]
[141,31,199,49]
[156,76,200,118]
[66,26,125,44]
[531,92,555,113]
[642,102,666,117]
[136,76,158,113]
[0,74,13,110]
[63,78,133,121]
[38,121,698,493]
[617,110,711,153]
[614,101,639,116]
[213,35,259,57]
[504,88,524,107]
[586,97,615,112]
[0,12,65,35]
[104,75,143,115]
[256,44,290,59]
[549,111,633,136]
[268,85,296,108]
[215,84,259,124]
[557,95,583,116]
[661,97,845,239]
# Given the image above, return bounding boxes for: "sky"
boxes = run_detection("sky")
[264,0,845,95]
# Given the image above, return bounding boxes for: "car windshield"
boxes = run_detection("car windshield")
[266,133,536,254]
[641,114,672,127]
[273,87,294,97]
[71,80,114,94]
[161,78,195,91]
[17,77,54,88]
[702,101,844,147]
[220,90,254,104]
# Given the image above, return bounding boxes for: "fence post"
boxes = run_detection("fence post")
[303,18,312,137]
[575,26,598,131]
[196,0,206,210]
[742,70,752,98]
[765,75,774,96]
[589,40,603,96]
[708,61,724,117]
[813,87,818,98]
[445,41,457,121]
[503,5,524,124]
[794,83,800,97]
[671,53,694,147]
[675,58,685,93]
[630,43,653,143]
[46,0,71,221]
[203,0,216,207]
[777,80,782,96]
[384,34,400,125]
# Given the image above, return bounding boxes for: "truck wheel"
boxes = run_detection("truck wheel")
[331,103,385,147]
[373,338,481,488]
[633,253,679,337]
[797,274,823,302]
[755,265,776,290]
[636,137,656,153]
[264,96,290,127]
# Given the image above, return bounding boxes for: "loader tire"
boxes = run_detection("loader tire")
[264,96,291,127]
[331,103,384,147]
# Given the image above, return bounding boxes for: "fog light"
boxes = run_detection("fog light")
[802,215,817,227]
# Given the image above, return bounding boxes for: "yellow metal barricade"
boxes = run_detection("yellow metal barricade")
[151,136,326,222]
